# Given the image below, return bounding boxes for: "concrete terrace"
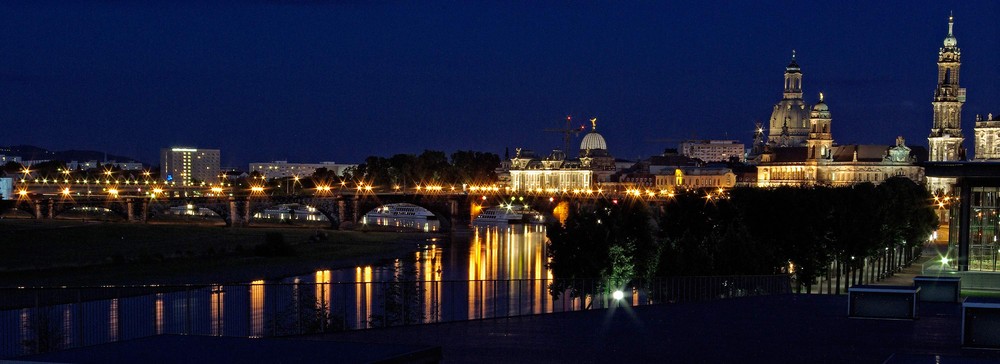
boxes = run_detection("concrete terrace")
[304,294,1000,364]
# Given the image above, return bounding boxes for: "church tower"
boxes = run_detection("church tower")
[768,51,810,146]
[927,14,966,194]
[807,93,833,161]
[928,14,966,162]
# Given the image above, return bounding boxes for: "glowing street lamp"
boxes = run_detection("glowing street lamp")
[612,290,624,301]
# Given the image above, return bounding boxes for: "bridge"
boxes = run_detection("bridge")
[2,181,698,231]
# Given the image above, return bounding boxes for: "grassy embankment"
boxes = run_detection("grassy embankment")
[0,220,440,286]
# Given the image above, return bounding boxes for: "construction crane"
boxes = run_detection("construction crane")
[543,115,586,153]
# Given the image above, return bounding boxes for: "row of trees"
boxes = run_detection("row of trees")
[546,177,939,295]
[350,150,500,187]
[2,161,149,180]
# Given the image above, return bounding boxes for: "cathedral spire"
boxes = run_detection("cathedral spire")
[928,11,965,165]
[948,12,954,36]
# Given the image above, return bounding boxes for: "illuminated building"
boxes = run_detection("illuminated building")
[679,140,746,163]
[974,113,1000,161]
[249,161,356,179]
[508,118,616,191]
[927,14,966,193]
[767,51,810,147]
[655,167,736,191]
[757,94,924,187]
[0,155,21,164]
[160,147,221,186]
[67,160,143,171]
[0,177,11,200]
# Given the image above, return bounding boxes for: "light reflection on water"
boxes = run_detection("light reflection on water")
[2,223,557,357]
[362,216,441,232]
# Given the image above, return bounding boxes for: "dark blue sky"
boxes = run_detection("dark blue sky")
[1,1,998,167]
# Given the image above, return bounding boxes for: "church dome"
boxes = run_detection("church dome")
[813,93,828,112]
[943,35,957,48]
[580,132,607,151]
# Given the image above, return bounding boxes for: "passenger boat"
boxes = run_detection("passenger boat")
[365,203,437,220]
[474,205,544,224]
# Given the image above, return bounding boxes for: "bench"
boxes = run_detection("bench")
[848,285,919,319]
[913,276,961,302]
[963,297,1000,348]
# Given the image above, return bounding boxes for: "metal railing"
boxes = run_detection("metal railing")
[1,275,790,358]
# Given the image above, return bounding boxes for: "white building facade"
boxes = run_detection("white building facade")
[679,140,746,162]
[249,161,356,179]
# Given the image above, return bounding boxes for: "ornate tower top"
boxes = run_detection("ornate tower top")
[783,50,803,100]
[943,13,957,48]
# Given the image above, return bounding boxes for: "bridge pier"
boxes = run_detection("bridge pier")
[447,199,461,228]
[32,200,42,219]
[243,200,251,227]
[352,199,359,223]
[126,199,135,222]
[338,199,347,226]
[46,199,55,219]
[229,198,242,227]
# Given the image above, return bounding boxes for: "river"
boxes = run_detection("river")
[1,222,575,357]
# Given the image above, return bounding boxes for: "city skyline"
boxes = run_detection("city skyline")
[1,2,999,166]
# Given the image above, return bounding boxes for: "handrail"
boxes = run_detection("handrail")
[1,275,790,358]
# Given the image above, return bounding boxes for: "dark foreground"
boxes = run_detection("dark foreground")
[304,294,999,364]
[14,294,1000,364]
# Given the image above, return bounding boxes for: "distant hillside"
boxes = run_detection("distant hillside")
[0,145,141,163]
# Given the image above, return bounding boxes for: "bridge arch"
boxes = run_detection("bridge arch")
[51,204,128,221]
[245,199,339,228]
[146,199,230,226]
[352,195,460,232]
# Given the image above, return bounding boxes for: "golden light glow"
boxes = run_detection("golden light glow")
[211,187,224,193]
[107,189,119,196]
[251,186,265,193]
[552,201,570,225]
[61,188,71,196]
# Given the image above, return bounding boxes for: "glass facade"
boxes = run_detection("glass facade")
[955,187,1000,271]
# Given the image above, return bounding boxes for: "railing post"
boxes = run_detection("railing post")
[185,287,191,335]
[77,289,84,348]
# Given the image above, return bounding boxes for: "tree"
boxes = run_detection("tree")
[547,199,659,299]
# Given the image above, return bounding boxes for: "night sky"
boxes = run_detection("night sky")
[1,1,998,168]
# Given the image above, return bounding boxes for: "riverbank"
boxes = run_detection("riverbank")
[0,220,444,286]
